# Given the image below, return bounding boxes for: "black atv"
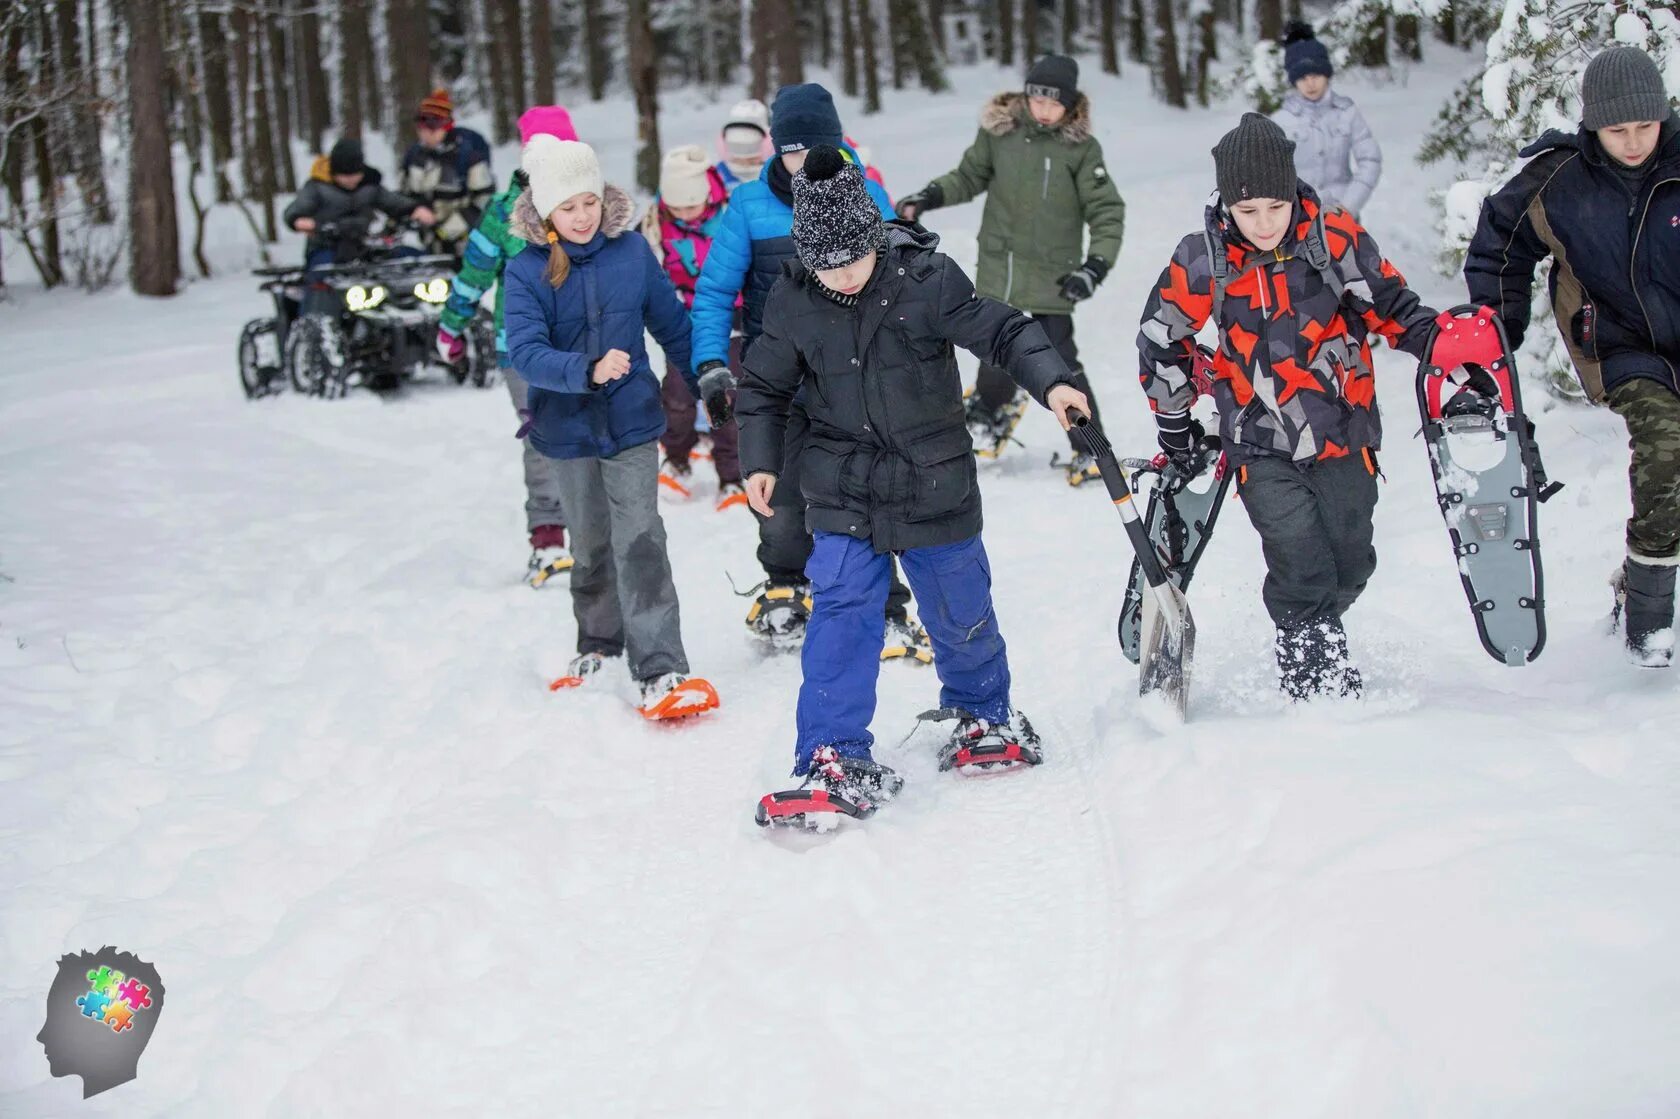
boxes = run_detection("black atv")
[237,219,497,400]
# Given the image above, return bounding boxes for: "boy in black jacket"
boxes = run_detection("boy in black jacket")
[734,146,1090,827]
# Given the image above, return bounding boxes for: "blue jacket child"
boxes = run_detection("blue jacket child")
[502,137,717,717]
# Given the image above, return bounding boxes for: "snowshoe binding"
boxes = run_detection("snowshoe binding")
[755,745,904,830]
[715,481,748,511]
[924,708,1044,774]
[881,615,934,665]
[1418,305,1562,666]
[1118,442,1230,664]
[527,545,574,588]
[966,386,1031,460]
[638,672,721,720]
[548,651,615,691]
[745,581,813,650]
[1050,450,1104,487]
[658,455,694,499]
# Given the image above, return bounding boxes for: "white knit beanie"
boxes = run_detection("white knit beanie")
[523,136,604,218]
[660,145,713,208]
[725,98,771,137]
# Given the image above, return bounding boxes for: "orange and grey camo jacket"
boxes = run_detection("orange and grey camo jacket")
[1136,186,1437,467]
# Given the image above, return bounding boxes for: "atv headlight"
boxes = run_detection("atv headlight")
[345,284,386,312]
[415,276,451,304]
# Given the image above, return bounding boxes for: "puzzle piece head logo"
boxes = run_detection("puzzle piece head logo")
[37,947,165,1098]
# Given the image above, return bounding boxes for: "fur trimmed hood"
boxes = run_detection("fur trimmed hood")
[980,91,1093,144]
[510,182,637,245]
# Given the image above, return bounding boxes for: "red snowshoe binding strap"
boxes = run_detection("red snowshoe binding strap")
[1421,306,1518,420]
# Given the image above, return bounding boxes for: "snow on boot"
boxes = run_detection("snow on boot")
[755,745,904,830]
[715,481,748,511]
[745,581,813,649]
[637,672,721,721]
[658,455,694,500]
[1276,616,1362,701]
[966,387,1031,460]
[1053,450,1103,487]
[933,709,1045,774]
[526,525,573,588]
[1617,556,1677,668]
[548,651,616,691]
[881,615,933,665]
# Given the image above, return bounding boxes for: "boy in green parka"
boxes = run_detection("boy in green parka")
[897,54,1126,484]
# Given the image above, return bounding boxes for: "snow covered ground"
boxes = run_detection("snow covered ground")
[5,50,1680,1117]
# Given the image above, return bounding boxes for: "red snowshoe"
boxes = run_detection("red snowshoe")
[755,746,904,830]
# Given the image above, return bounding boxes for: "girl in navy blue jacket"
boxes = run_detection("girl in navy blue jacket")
[504,137,719,719]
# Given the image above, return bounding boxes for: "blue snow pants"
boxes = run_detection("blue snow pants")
[793,531,1012,775]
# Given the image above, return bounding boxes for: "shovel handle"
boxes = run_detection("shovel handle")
[1068,409,1173,591]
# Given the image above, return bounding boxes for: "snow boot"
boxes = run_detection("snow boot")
[547,650,617,691]
[1053,450,1103,487]
[637,672,721,720]
[745,581,813,649]
[526,525,573,588]
[1276,615,1362,701]
[658,455,694,499]
[715,480,748,511]
[1614,556,1676,667]
[932,708,1045,774]
[966,386,1031,460]
[755,745,905,830]
[881,614,934,665]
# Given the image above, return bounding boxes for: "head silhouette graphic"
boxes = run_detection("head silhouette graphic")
[37,947,165,1098]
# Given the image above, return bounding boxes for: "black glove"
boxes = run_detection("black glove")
[698,361,736,427]
[894,182,944,222]
[1154,410,1205,468]
[1057,255,1109,304]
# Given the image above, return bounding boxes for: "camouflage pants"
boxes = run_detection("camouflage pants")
[1607,377,1680,560]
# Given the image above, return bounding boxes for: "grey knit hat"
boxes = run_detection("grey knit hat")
[1581,46,1673,130]
[1212,112,1298,204]
[791,145,885,272]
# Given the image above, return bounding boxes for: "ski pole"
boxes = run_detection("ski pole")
[1068,410,1180,628]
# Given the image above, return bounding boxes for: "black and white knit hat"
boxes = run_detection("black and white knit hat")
[791,145,885,272]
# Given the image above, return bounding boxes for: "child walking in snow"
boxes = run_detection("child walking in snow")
[1466,46,1680,666]
[1135,114,1436,700]
[896,53,1125,485]
[737,146,1090,827]
[1269,22,1382,218]
[438,106,580,589]
[641,144,745,509]
[503,136,719,720]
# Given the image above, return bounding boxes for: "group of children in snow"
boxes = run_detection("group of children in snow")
[287,32,1680,824]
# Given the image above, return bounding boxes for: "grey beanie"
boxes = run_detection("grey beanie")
[791,145,885,272]
[1581,46,1673,130]
[1212,112,1298,204]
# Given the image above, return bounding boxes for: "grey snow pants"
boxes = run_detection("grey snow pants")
[505,367,568,535]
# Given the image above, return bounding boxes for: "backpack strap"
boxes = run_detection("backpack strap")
[1202,225,1230,325]
[1301,208,1345,305]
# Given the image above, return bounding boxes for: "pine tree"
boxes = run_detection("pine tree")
[129,0,180,295]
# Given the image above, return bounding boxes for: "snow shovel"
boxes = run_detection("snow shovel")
[1069,410,1195,719]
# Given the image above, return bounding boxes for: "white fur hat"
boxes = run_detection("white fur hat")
[522,136,604,218]
[660,145,713,208]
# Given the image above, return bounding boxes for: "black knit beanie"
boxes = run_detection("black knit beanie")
[1283,21,1333,85]
[791,145,885,272]
[1581,46,1673,130]
[1212,113,1298,204]
[1025,54,1080,110]
[329,138,365,176]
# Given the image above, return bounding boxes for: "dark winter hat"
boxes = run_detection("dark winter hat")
[1581,45,1673,130]
[771,84,845,154]
[1025,53,1080,109]
[1212,112,1298,204]
[791,145,885,273]
[1283,21,1333,85]
[329,138,365,176]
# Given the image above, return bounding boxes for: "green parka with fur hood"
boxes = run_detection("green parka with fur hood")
[925,92,1126,316]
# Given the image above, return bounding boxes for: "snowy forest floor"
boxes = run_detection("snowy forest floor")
[4,49,1680,1117]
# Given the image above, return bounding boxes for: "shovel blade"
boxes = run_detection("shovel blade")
[1138,581,1195,718]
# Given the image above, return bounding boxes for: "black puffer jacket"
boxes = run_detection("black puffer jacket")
[738,223,1072,552]
[282,158,418,259]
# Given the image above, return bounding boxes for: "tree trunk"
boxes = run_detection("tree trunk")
[54,0,111,224]
[338,0,371,138]
[889,0,906,90]
[1256,0,1280,43]
[774,0,804,85]
[1192,4,1215,106]
[496,0,525,117]
[889,0,946,92]
[627,0,661,193]
[1285,0,1301,22]
[998,0,1015,67]
[31,114,63,286]
[360,0,383,130]
[1435,4,1456,46]
[1395,13,1421,60]
[1125,0,1146,64]
[749,0,772,101]
[483,0,513,142]
[128,0,180,295]
[197,6,236,199]
[819,0,832,70]
[1350,12,1388,67]
[858,0,882,114]
[531,0,557,104]
[296,0,330,152]
[1099,0,1117,73]
[1022,0,1037,64]
[582,0,609,99]
[929,0,944,54]
[266,8,296,193]
[1062,0,1076,55]
[230,4,256,197]
[1151,0,1185,107]
[251,11,279,242]
[840,0,859,97]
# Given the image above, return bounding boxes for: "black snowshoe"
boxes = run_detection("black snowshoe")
[744,581,813,650]
[1417,305,1561,666]
[918,707,1044,774]
[1118,440,1231,664]
[755,745,905,830]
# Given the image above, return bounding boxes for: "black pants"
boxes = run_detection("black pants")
[974,312,1103,451]
[758,401,911,618]
[1237,453,1379,627]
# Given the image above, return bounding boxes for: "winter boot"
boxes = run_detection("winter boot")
[881,614,934,664]
[1058,450,1103,487]
[547,650,617,690]
[1276,615,1363,701]
[658,454,694,499]
[755,744,905,829]
[637,672,721,720]
[745,581,813,649]
[1614,556,1677,667]
[527,524,573,588]
[935,709,1045,774]
[966,386,1031,460]
[715,480,748,511]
